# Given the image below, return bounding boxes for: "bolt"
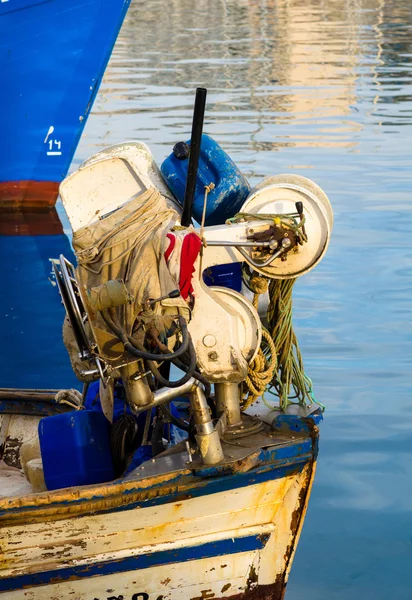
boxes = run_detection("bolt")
[208,351,218,361]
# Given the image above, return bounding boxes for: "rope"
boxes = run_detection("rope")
[267,278,314,410]
[198,183,215,275]
[55,389,83,410]
[242,329,277,410]
[242,273,318,411]
[248,274,268,310]
[200,183,215,239]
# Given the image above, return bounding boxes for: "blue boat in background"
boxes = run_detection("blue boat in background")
[0,0,131,209]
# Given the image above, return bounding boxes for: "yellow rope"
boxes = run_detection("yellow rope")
[249,274,268,310]
[198,183,215,275]
[242,329,277,410]
[241,275,275,409]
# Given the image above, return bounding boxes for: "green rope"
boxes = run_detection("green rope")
[233,211,320,411]
[264,278,322,411]
[241,268,324,412]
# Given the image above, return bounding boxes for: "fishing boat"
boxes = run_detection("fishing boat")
[0,90,333,599]
[0,0,131,210]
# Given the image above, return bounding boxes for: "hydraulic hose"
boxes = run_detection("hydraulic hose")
[101,310,190,362]
[146,337,197,388]
[152,330,212,398]
[154,337,212,398]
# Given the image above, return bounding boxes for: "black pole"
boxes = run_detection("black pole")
[181,87,207,227]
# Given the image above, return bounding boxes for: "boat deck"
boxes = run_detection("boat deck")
[0,462,32,498]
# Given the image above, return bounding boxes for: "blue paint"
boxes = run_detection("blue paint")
[0,439,314,518]
[161,134,251,226]
[0,532,269,592]
[203,261,243,292]
[39,410,115,489]
[271,408,323,435]
[0,0,131,188]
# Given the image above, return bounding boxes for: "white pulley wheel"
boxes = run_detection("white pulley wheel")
[240,174,333,279]
[209,286,262,363]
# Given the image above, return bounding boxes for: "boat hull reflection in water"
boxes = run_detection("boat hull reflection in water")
[0,209,79,389]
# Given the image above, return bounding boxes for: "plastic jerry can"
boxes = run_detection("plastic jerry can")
[160,134,250,226]
[39,410,114,490]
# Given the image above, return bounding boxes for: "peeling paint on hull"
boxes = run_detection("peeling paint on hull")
[0,447,317,599]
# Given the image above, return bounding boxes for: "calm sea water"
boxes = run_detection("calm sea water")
[2,0,412,597]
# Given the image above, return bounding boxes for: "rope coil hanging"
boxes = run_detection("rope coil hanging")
[242,272,317,411]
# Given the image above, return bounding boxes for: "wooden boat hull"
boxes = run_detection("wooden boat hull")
[0,418,318,600]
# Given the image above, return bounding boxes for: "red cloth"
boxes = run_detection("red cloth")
[164,233,176,262]
[164,232,201,300]
[179,233,202,300]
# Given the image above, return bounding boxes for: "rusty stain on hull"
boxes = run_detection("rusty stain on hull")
[1,437,21,469]
[0,181,59,209]
[194,579,285,600]
[0,412,319,599]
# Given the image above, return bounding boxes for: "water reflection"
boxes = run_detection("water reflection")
[74,2,412,598]
[75,0,412,174]
[0,210,78,389]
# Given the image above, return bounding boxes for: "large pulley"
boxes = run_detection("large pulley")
[239,174,333,279]
[199,173,333,280]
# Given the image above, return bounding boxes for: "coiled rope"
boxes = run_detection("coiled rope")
[242,274,317,411]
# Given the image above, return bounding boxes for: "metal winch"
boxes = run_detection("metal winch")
[54,89,333,468]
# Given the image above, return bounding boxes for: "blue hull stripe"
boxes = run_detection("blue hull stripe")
[0,448,312,519]
[117,455,310,513]
[0,533,270,593]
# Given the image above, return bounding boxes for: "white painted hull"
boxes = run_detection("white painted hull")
[0,460,315,600]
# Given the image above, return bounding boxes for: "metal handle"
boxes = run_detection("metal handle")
[181,88,207,227]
